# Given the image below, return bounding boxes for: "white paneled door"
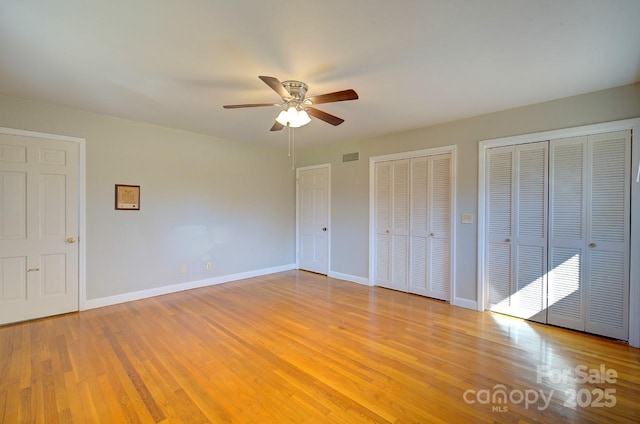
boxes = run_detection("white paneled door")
[0,133,79,325]
[297,165,329,275]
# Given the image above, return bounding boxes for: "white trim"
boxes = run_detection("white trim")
[84,263,297,310]
[369,145,457,302]
[478,118,640,348]
[296,163,331,275]
[453,297,478,310]
[329,271,371,286]
[630,123,640,348]
[0,127,87,313]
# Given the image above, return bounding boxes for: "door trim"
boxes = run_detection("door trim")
[369,145,457,301]
[477,117,640,347]
[295,163,331,274]
[0,126,86,311]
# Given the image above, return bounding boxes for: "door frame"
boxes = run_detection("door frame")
[477,117,640,348]
[295,163,331,274]
[369,145,457,301]
[0,126,86,311]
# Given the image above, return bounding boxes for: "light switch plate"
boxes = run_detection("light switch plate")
[461,214,473,224]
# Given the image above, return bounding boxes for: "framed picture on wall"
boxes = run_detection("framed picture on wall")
[115,184,140,210]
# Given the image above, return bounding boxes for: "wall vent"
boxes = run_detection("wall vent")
[342,152,359,162]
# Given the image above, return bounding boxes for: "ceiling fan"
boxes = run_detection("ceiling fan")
[223,76,358,131]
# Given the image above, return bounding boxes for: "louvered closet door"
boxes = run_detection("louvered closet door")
[390,160,410,291]
[548,131,630,340]
[374,160,410,291]
[409,154,451,300]
[486,142,548,321]
[374,161,392,288]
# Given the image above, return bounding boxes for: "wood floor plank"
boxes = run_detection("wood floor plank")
[1,270,639,423]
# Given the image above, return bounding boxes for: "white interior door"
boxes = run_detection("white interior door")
[0,133,79,325]
[297,165,329,275]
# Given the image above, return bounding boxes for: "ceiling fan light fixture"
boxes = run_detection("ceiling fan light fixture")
[275,106,311,128]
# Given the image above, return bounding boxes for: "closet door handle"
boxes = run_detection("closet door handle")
[589,242,596,248]
[505,238,511,243]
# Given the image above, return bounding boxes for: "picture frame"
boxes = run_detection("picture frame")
[115,184,140,210]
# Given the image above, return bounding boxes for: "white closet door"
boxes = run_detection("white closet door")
[374,161,392,288]
[391,160,410,292]
[513,143,548,322]
[548,136,587,331]
[374,160,409,291]
[376,153,451,298]
[409,154,451,300]
[486,146,515,314]
[486,142,547,321]
[548,130,630,340]
[585,131,630,340]
[409,157,430,295]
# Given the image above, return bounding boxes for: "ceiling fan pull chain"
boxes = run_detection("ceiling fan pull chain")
[288,126,291,157]
[291,128,296,170]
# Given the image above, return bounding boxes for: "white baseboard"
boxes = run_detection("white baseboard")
[83,263,297,310]
[452,297,479,311]
[328,271,372,286]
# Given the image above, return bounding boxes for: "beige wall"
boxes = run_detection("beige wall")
[296,83,640,303]
[1,82,638,306]
[0,95,296,301]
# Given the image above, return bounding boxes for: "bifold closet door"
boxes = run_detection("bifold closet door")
[409,154,451,300]
[548,131,630,340]
[374,160,409,291]
[486,142,548,322]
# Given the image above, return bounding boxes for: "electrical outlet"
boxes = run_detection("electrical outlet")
[206,262,212,270]
[180,264,186,274]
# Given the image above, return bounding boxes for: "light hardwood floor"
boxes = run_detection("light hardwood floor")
[1,270,638,423]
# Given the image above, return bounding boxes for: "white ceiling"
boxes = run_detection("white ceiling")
[1,1,639,148]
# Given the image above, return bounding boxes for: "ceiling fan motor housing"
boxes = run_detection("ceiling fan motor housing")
[282,80,308,103]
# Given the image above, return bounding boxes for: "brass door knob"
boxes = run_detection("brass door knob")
[505,238,511,242]
[67,237,77,243]
[589,242,596,248]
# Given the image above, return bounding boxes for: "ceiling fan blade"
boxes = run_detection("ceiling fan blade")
[223,103,279,109]
[306,89,358,105]
[270,121,284,131]
[307,107,345,126]
[259,76,291,99]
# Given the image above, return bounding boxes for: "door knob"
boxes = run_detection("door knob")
[67,237,77,243]
[322,227,327,232]
[589,242,596,248]
[505,238,511,242]
[430,232,435,237]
